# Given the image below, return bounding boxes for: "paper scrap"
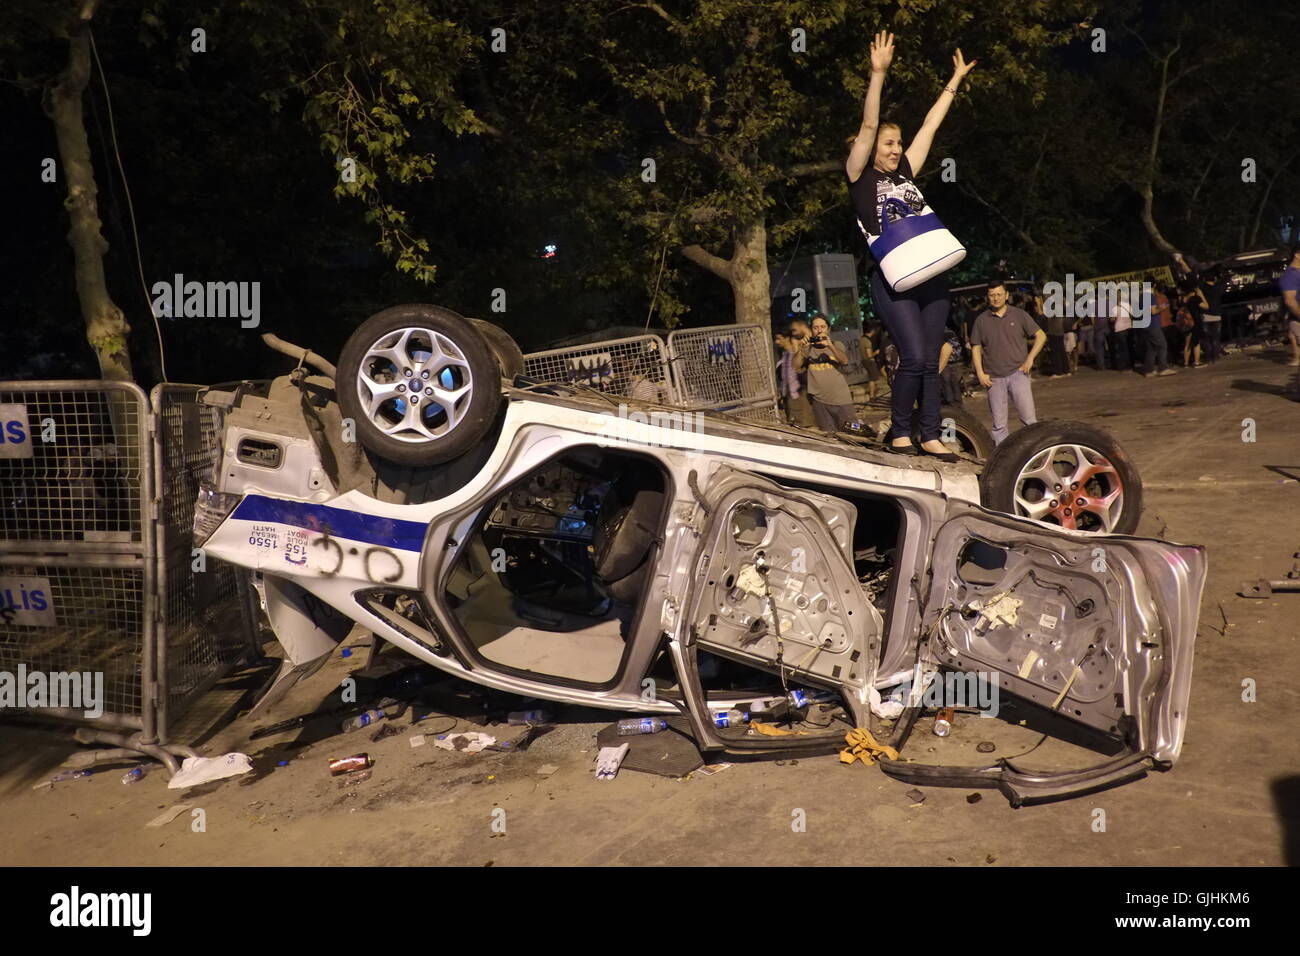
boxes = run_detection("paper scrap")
[167,753,253,790]
[434,732,496,754]
[146,804,193,828]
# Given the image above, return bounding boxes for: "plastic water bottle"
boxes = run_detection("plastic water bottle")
[342,709,386,732]
[787,688,836,710]
[508,709,553,725]
[748,696,789,718]
[617,717,667,735]
[712,709,750,729]
[121,767,147,785]
[49,769,93,783]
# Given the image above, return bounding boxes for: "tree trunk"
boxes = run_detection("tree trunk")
[681,217,772,336]
[1138,50,1182,261]
[728,220,770,336]
[45,0,133,382]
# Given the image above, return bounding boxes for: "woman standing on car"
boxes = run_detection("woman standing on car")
[846,31,976,461]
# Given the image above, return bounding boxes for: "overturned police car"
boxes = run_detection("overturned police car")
[194,304,1206,805]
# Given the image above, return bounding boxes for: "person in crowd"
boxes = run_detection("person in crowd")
[1178,275,1208,368]
[1141,284,1177,376]
[775,324,816,427]
[938,321,965,407]
[844,30,975,460]
[960,296,982,351]
[1091,304,1111,370]
[1063,314,1080,375]
[1155,283,1180,366]
[1199,267,1224,364]
[1042,292,1069,378]
[795,315,857,433]
[859,321,885,401]
[1281,243,1300,368]
[971,279,1047,445]
[1110,292,1134,371]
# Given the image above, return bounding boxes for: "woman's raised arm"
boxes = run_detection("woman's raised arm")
[846,31,893,182]
[904,48,976,176]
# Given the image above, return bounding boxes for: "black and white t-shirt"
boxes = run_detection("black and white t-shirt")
[845,155,930,241]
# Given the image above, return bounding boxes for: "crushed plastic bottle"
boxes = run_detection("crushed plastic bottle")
[712,709,750,729]
[508,709,553,725]
[617,717,667,735]
[748,696,790,718]
[121,767,147,785]
[787,688,836,710]
[342,709,386,732]
[49,769,93,783]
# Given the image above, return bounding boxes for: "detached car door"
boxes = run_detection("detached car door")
[673,466,885,750]
[882,502,1207,805]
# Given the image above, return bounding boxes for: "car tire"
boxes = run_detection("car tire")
[337,304,503,467]
[469,318,524,380]
[911,405,995,461]
[979,421,1142,534]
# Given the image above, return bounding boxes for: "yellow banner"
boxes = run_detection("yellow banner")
[1083,266,1175,287]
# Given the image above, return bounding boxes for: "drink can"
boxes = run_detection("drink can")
[329,753,373,776]
[933,707,955,737]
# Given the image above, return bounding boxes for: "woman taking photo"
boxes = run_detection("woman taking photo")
[795,315,857,432]
[846,31,975,461]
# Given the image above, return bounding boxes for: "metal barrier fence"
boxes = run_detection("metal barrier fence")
[522,325,779,422]
[0,382,154,732]
[522,334,671,401]
[0,380,257,769]
[151,384,259,744]
[666,324,780,423]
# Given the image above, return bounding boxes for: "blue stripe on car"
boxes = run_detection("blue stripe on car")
[231,495,428,552]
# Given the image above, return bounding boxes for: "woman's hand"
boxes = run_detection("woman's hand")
[870,30,894,74]
[951,47,977,81]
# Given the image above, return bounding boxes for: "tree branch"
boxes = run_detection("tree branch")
[681,243,731,279]
[782,159,840,179]
[956,181,1037,249]
[656,98,703,145]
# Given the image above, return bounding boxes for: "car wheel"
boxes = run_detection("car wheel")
[469,318,524,379]
[911,405,995,460]
[979,421,1142,534]
[337,304,503,467]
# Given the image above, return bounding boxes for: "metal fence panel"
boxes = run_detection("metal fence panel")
[666,324,780,423]
[0,382,148,552]
[522,335,673,402]
[151,384,258,742]
[0,556,147,723]
[0,381,154,733]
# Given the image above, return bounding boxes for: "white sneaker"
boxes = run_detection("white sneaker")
[1157,368,1178,376]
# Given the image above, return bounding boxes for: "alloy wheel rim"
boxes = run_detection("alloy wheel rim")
[1011,443,1124,532]
[355,326,474,443]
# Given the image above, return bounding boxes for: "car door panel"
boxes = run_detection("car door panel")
[881,503,1206,804]
[675,466,884,747]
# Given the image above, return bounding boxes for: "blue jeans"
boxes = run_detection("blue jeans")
[986,371,1037,444]
[871,269,949,441]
